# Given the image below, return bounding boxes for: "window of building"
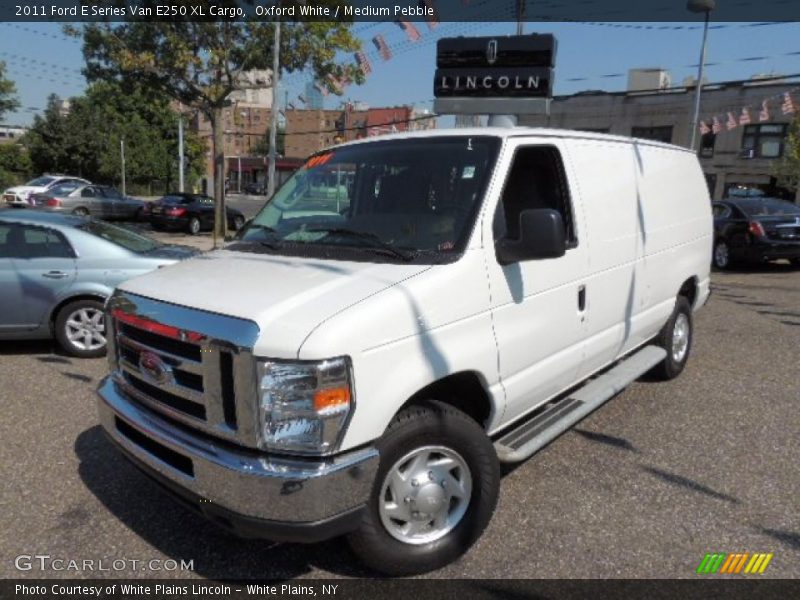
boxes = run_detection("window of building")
[631,126,673,143]
[699,133,716,158]
[741,124,787,158]
[494,146,577,246]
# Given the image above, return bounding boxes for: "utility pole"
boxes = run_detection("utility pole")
[688,0,716,150]
[120,138,126,195]
[267,15,281,199]
[178,115,185,192]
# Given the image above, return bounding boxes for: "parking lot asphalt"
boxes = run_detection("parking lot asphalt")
[1,244,798,579]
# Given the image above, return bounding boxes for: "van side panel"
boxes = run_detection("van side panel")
[562,140,643,375]
[636,144,712,333]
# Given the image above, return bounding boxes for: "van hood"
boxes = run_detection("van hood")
[118,249,431,357]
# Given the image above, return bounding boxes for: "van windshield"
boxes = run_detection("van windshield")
[236,136,501,263]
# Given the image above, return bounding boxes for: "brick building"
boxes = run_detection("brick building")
[520,74,800,201]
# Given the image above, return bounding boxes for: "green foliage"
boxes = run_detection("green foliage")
[0,61,20,120]
[70,8,362,237]
[0,143,31,190]
[23,83,205,193]
[252,126,285,156]
[773,114,800,193]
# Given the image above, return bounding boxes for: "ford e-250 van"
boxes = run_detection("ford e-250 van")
[97,128,712,575]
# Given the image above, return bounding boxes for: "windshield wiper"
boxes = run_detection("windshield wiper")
[306,227,418,261]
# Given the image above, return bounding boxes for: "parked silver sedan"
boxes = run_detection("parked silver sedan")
[0,210,199,357]
[29,183,147,221]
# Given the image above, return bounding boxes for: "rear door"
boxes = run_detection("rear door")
[9,224,77,327]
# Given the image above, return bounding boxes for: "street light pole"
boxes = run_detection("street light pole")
[688,0,716,151]
[267,16,281,199]
[120,138,126,196]
[178,114,185,192]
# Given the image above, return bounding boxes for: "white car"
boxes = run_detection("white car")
[97,127,712,575]
[3,174,90,207]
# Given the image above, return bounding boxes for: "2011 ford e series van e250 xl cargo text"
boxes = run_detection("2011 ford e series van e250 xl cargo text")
[97,127,712,575]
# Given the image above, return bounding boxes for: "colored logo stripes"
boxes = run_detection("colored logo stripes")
[697,552,773,574]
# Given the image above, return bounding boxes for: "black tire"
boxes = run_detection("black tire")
[347,400,500,576]
[230,215,245,231]
[651,296,693,380]
[54,299,107,358]
[712,240,732,270]
[72,207,89,217]
[187,216,201,235]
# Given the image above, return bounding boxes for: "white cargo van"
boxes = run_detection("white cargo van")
[97,128,712,575]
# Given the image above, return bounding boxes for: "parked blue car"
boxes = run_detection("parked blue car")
[0,210,199,357]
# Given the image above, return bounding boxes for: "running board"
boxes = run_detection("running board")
[494,345,667,463]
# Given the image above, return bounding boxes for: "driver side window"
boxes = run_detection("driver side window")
[494,146,577,246]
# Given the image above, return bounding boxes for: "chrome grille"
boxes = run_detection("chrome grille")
[106,291,261,447]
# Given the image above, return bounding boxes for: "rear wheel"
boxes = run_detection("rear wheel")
[347,400,500,576]
[651,296,693,380]
[713,240,731,270]
[55,299,106,358]
[187,216,201,235]
[72,207,89,217]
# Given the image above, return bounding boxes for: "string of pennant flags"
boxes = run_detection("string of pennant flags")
[699,87,799,136]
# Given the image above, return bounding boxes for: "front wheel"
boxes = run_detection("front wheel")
[54,299,107,358]
[651,296,693,380]
[347,400,500,576]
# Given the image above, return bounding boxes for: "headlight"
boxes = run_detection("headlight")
[257,357,353,455]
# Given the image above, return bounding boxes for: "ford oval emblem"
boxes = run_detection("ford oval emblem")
[138,351,172,385]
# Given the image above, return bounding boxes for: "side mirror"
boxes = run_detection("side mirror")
[496,208,567,265]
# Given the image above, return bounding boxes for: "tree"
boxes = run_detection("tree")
[0,61,19,120]
[774,114,800,198]
[73,9,362,243]
[252,125,285,156]
[24,83,205,193]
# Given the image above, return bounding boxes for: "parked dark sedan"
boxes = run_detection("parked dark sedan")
[149,193,246,235]
[712,197,800,269]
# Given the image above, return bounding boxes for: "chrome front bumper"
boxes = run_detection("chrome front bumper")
[97,376,379,541]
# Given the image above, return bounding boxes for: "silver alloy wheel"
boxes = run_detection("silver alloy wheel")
[672,312,690,364]
[714,242,729,268]
[189,218,200,234]
[65,307,106,351]
[378,445,472,545]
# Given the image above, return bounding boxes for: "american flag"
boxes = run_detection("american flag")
[699,121,711,135]
[421,0,440,29]
[287,102,295,110]
[726,112,738,130]
[781,91,796,115]
[314,82,329,97]
[759,99,770,122]
[396,20,421,42]
[372,35,392,61]
[739,107,751,126]
[712,116,722,134]
[355,51,372,76]
[298,94,307,105]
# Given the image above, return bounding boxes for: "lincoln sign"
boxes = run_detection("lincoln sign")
[434,34,556,100]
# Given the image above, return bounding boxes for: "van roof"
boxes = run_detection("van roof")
[330,126,694,154]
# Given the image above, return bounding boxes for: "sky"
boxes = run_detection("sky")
[1,20,799,128]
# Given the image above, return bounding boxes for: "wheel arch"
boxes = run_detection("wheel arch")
[393,370,495,431]
[49,293,108,335]
[678,276,698,309]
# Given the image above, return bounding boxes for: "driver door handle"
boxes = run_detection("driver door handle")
[42,270,68,279]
